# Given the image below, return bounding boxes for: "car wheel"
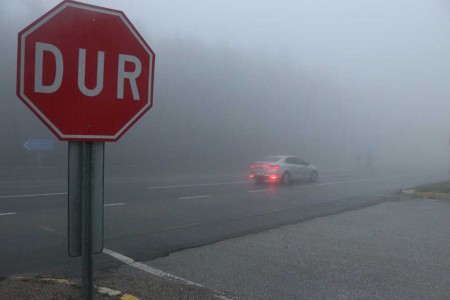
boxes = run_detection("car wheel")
[281,172,291,185]
[310,171,318,182]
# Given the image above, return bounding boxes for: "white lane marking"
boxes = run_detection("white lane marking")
[0,212,16,216]
[166,222,201,230]
[248,189,274,193]
[295,178,374,188]
[104,203,125,207]
[148,181,247,190]
[242,209,284,218]
[40,226,65,236]
[103,248,203,286]
[294,173,425,188]
[97,287,121,297]
[0,184,43,189]
[0,192,67,199]
[103,249,232,299]
[178,195,210,200]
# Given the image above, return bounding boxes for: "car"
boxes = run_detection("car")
[249,156,318,184]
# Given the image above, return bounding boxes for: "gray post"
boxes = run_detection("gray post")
[81,142,95,300]
[68,142,104,257]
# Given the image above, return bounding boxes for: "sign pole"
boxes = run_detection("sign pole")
[68,141,104,298]
[81,141,95,300]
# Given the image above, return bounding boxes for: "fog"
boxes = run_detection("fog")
[1,0,450,174]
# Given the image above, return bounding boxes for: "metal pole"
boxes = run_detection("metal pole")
[81,141,94,300]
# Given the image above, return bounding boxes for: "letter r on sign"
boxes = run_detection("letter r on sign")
[117,54,141,100]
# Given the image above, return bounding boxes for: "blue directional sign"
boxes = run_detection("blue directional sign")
[23,139,54,151]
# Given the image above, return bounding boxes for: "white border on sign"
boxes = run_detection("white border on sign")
[19,2,154,140]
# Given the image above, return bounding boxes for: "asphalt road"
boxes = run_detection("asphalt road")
[0,167,446,279]
[150,198,450,299]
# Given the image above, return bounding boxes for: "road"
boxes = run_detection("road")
[149,197,450,300]
[0,167,446,280]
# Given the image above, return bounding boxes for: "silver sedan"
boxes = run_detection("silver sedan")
[249,156,318,184]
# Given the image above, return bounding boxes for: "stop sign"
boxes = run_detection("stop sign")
[17,0,155,141]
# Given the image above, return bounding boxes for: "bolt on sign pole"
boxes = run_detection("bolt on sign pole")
[17,1,155,299]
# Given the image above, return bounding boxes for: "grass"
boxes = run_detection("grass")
[415,180,450,193]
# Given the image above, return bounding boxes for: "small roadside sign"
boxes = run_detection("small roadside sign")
[23,139,54,151]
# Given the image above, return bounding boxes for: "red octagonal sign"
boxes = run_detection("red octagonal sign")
[17,0,155,141]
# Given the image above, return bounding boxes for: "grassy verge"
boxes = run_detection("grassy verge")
[410,180,450,200]
[415,180,450,193]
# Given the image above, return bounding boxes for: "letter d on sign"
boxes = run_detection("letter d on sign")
[34,42,63,94]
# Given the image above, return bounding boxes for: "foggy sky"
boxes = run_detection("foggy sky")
[1,0,450,172]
